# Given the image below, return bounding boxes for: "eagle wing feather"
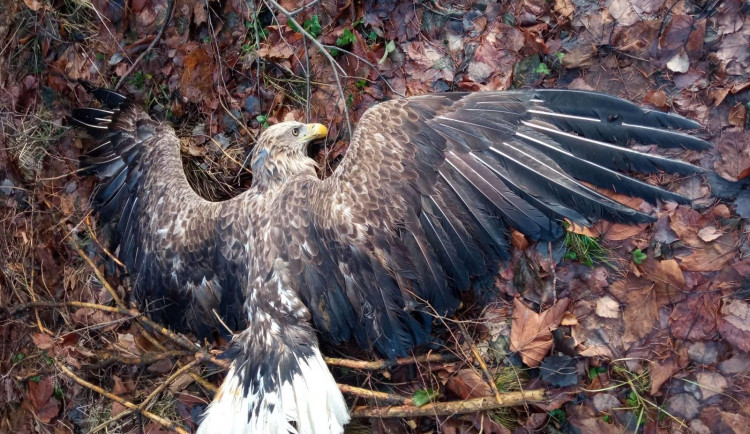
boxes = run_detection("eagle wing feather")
[73,90,247,337]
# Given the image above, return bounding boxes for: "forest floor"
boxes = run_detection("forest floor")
[0,0,749,433]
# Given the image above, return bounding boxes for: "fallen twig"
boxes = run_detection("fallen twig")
[350,389,546,419]
[338,384,409,404]
[324,353,459,370]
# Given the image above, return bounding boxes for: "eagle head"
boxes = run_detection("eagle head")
[250,121,328,189]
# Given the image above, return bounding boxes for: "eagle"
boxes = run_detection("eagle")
[72,86,708,433]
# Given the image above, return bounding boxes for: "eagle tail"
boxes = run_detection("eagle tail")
[198,332,349,434]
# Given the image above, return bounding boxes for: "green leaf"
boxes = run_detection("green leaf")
[290,15,322,38]
[355,79,367,89]
[549,408,566,423]
[555,52,565,62]
[632,248,647,264]
[305,15,323,38]
[412,388,438,407]
[368,31,377,42]
[352,17,364,27]
[588,366,607,380]
[12,353,24,363]
[535,63,551,75]
[378,40,396,64]
[336,28,356,47]
[256,115,269,128]
[30,376,41,383]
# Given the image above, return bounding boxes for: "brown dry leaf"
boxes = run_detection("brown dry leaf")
[650,357,679,395]
[510,229,529,250]
[31,333,54,350]
[609,278,659,344]
[554,0,575,18]
[645,89,668,109]
[643,258,686,290]
[728,103,747,128]
[510,297,570,367]
[721,412,750,434]
[698,225,723,242]
[179,48,215,105]
[27,377,59,423]
[565,220,599,237]
[595,296,620,319]
[670,293,720,341]
[53,44,91,81]
[714,129,750,181]
[677,231,738,272]
[717,298,750,352]
[444,369,492,399]
[23,0,44,11]
[695,372,728,400]
[597,221,648,241]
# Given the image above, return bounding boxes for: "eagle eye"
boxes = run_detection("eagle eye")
[292,127,299,137]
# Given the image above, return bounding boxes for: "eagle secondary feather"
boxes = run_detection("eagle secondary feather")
[72,87,709,433]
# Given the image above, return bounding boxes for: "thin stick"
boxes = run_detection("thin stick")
[324,353,458,370]
[71,237,124,306]
[114,0,175,91]
[338,384,409,404]
[455,320,506,408]
[350,389,546,419]
[58,363,189,434]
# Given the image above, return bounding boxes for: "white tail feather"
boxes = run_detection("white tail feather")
[197,346,349,434]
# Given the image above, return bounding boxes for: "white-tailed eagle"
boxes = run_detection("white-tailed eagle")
[72,87,708,433]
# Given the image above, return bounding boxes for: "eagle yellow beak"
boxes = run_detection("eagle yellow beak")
[301,123,328,141]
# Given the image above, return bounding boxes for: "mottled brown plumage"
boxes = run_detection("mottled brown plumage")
[73,88,709,433]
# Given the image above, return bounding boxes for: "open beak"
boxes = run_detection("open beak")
[301,123,328,142]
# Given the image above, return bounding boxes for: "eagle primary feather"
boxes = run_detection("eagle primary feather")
[72,88,708,433]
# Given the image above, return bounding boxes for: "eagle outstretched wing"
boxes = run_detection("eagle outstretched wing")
[273,90,708,358]
[71,88,247,337]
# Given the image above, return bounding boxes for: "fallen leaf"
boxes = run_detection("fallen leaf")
[666,393,700,419]
[510,297,570,367]
[717,298,750,352]
[714,129,750,181]
[27,377,59,423]
[721,412,750,434]
[728,103,747,128]
[670,293,720,341]
[650,357,679,395]
[695,372,728,400]
[698,225,723,242]
[444,369,491,399]
[609,278,659,344]
[32,333,54,350]
[595,296,620,319]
